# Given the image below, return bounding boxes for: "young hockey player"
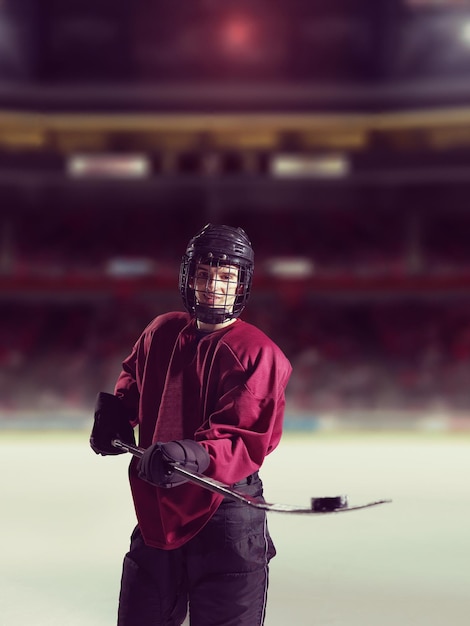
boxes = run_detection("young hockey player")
[90,223,292,626]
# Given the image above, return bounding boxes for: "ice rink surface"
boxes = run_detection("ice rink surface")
[1,429,469,626]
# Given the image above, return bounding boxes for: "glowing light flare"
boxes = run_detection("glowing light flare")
[224,18,254,47]
[219,16,258,55]
[214,12,286,67]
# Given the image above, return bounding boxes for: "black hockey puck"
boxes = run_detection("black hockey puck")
[311,495,348,512]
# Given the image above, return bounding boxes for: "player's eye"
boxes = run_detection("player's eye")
[220,273,235,282]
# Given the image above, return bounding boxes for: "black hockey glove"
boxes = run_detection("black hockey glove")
[137,440,210,488]
[90,392,136,456]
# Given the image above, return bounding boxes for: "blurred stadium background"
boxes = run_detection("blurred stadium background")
[2,2,470,625]
[2,0,470,432]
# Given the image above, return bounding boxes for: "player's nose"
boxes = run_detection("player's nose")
[205,274,218,290]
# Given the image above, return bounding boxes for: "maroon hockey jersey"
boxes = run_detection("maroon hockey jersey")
[115,312,292,549]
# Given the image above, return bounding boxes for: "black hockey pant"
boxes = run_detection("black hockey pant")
[117,474,276,626]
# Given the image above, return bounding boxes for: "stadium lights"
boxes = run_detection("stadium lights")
[406,0,470,7]
[270,154,350,179]
[264,257,315,279]
[67,154,150,179]
[223,17,254,50]
[459,19,470,45]
[105,257,156,277]
[217,13,273,64]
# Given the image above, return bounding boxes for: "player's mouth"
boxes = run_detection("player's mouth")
[201,294,219,305]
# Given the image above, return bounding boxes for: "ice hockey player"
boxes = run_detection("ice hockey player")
[90,223,292,625]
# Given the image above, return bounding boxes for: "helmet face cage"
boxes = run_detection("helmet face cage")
[180,225,254,324]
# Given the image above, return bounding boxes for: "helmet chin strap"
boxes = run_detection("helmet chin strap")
[194,304,232,325]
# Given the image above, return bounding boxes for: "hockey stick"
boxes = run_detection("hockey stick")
[112,439,391,515]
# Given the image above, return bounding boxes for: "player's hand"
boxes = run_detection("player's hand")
[137,440,210,488]
[90,392,136,455]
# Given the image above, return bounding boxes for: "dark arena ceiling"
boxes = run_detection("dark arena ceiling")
[2,0,470,202]
[2,0,470,113]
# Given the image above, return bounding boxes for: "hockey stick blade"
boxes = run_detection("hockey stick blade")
[112,439,391,515]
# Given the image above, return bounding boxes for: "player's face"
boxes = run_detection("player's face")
[193,263,240,312]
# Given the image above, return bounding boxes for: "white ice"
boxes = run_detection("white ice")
[1,430,469,625]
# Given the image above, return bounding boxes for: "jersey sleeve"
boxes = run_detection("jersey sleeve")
[114,339,141,427]
[114,312,192,431]
[195,339,292,485]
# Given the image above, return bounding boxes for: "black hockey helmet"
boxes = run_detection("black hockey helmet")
[180,224,255,324]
